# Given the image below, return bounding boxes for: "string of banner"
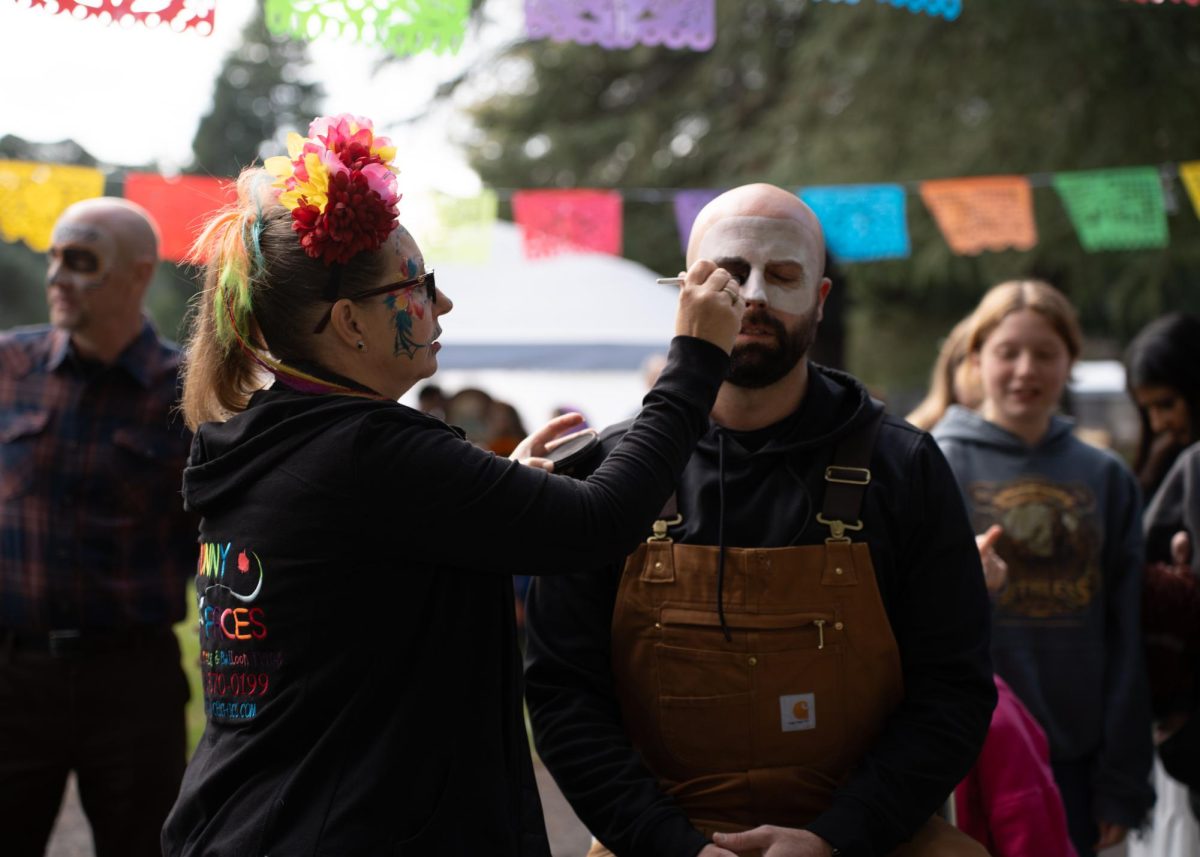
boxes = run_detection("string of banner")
[12,0,1198,55]
[8,1,1197,263]
[1,160,1198,265]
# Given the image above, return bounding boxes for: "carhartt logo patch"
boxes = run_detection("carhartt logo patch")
[780,693,816,732]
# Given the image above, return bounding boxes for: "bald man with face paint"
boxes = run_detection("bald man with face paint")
[0,199,197,856]
[525,184,996,857]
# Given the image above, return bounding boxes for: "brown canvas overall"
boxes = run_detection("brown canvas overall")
[588,421,986,857]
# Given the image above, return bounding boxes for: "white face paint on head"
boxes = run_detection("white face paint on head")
[694,215,821,315]
[45,218,123,334]
[47,221,117,292]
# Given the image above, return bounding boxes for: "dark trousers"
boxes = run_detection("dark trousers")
[1052,758,1099,857]
[0,631,188,857]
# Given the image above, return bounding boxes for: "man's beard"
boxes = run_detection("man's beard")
[726,306,818,389]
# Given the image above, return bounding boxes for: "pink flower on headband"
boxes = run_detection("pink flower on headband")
[265,114,401,265]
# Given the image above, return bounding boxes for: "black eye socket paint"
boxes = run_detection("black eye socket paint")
[721,267,749,286]
[62,248,100,273]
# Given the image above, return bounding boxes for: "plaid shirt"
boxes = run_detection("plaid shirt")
[0,323,197,631]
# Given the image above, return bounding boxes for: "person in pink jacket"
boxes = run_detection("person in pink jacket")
[955,672,1078,856]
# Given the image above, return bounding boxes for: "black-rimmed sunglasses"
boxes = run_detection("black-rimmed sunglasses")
[312,270,437,334]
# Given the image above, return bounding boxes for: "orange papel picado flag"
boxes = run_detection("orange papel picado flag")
[919,176,1037,255]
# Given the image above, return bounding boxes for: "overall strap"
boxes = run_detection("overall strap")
[817,401,885,543]
[649,493,681,542]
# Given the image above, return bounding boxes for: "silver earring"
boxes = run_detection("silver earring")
[356,340,365,351]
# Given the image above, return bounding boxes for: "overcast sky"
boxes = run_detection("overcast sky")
[0,3,522,194]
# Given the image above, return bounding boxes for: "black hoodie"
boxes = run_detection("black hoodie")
[524,365,996,857]
[161,336,728,857]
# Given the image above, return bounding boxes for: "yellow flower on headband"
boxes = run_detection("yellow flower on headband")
[277,152,331,213]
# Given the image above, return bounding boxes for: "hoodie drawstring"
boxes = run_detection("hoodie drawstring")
[716,432,732,643]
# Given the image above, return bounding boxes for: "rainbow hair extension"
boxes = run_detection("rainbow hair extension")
[191,206,256,353]
[242,171,272,275]
[190,170,284,353]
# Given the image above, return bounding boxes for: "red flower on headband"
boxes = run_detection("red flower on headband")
[265,114,401,265]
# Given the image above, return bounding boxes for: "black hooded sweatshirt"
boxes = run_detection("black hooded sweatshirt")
[161,336,728,857]
[524,365,996,857]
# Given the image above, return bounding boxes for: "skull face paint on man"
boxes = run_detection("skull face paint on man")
[45,219,120,333]
[694,216,820,315]
[693,214,829,389]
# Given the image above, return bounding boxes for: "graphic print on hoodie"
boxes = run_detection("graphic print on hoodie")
[968,476,1101,622]
[197,540,278,723]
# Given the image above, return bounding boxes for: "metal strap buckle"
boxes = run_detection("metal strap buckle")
[824,466,871,486]
[648,514,683,542]
[815,513,863,543]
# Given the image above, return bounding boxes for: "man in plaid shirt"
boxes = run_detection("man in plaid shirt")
[0,198,197,857]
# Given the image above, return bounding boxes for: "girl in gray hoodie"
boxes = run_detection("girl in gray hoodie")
[932,280,1154,857]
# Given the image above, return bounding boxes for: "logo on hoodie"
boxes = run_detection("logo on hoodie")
[196,541,277,722]
[969,477,1101,620]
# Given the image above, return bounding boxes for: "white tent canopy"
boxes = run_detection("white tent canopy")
[427,221,680,371]
[399,222,683,430]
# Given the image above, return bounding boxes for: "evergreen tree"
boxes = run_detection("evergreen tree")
[190,3,323,178]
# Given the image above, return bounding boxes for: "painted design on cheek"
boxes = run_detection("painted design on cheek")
[385,292,419,358]
[382,241,438,357]
[385,287,429,359]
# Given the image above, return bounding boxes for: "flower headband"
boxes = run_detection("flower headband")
[264,113,401,266]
